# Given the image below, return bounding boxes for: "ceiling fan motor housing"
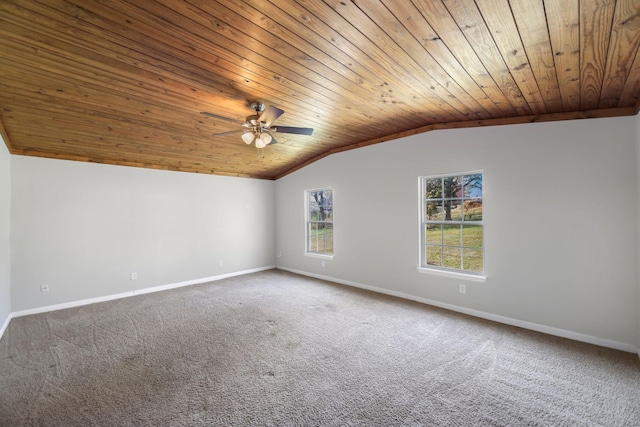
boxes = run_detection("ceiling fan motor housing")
[245,102,267,127]
[244,115,261,127]
[249,102,265,113]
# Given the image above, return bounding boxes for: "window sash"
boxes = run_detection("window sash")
[306,189,333,255]
[420,173,483,275]
[307,222,333,254]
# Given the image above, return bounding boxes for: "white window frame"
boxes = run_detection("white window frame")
[418,171,486,282]
[305,188,334,259]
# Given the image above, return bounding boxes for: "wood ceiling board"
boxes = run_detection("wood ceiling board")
[580,0,616,110]
[544,0,581,112]
[599,0,640,108]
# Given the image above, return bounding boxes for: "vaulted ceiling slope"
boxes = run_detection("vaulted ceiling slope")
[1,0,639,180]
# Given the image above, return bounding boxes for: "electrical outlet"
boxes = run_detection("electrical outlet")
[131,272,137,280]
[40,284,49,292]
[276,251,283,258]
[219,260,224,267]
[321,260,326,267]
[459,284,466,294]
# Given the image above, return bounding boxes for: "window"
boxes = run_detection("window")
[306,189,333,256]
[420,172,483,275]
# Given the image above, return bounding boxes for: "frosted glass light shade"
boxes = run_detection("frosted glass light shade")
[259,132,272,145]
[255,138,266,149]
[241,131,254,144]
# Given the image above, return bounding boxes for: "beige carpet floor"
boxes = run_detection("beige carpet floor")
[0,269,639,426]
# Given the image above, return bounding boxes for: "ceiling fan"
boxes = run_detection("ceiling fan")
[200,102,314,151]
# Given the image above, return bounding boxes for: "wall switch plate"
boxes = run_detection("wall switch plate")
[40,284,49,292]
[219,260,224,267]
[131,272,137,280]
[459,284,466,294]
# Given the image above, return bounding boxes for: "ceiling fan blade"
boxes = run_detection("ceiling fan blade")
[200,111,238,122]
[259,105,285,127]
[212,129,244,137]
[271,126,314,135]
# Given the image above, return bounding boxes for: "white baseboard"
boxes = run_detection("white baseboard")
[0,312,12,341]
[277,266,640,355]
[4,265,638,358]
[10,265,275,319]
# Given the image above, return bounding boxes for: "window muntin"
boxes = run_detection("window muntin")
[421,173,483,274]
[306,189,333,255]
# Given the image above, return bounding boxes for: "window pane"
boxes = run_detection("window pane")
[463,248,483,272]
[446,199,463,221]
[462,225,483,248]
[426,224,442,245]
[443,246,461,269]
[442,224,461,246]
[321,223,333,253]
[308,193,319,221]
[426,200,443,220]
[443,176,463,198]
[426,245,442,266]
[323,206,333,222]
[425,177,442,199]
[463,199,483,221]
[464,174,483,198]
[321,191,333,221]
[308,223,318,252]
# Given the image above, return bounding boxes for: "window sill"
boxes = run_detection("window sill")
[417,267,486,282]
[305,252,334,260]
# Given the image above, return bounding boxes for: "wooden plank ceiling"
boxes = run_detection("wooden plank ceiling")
[0,0,639,180]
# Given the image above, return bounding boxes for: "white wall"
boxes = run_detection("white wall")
[276,116,639,350]
[11,157,275,311]
[0,136,10,331]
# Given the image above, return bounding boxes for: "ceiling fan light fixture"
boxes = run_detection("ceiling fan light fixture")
[241,131,254,144]
[259,132,272,145]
